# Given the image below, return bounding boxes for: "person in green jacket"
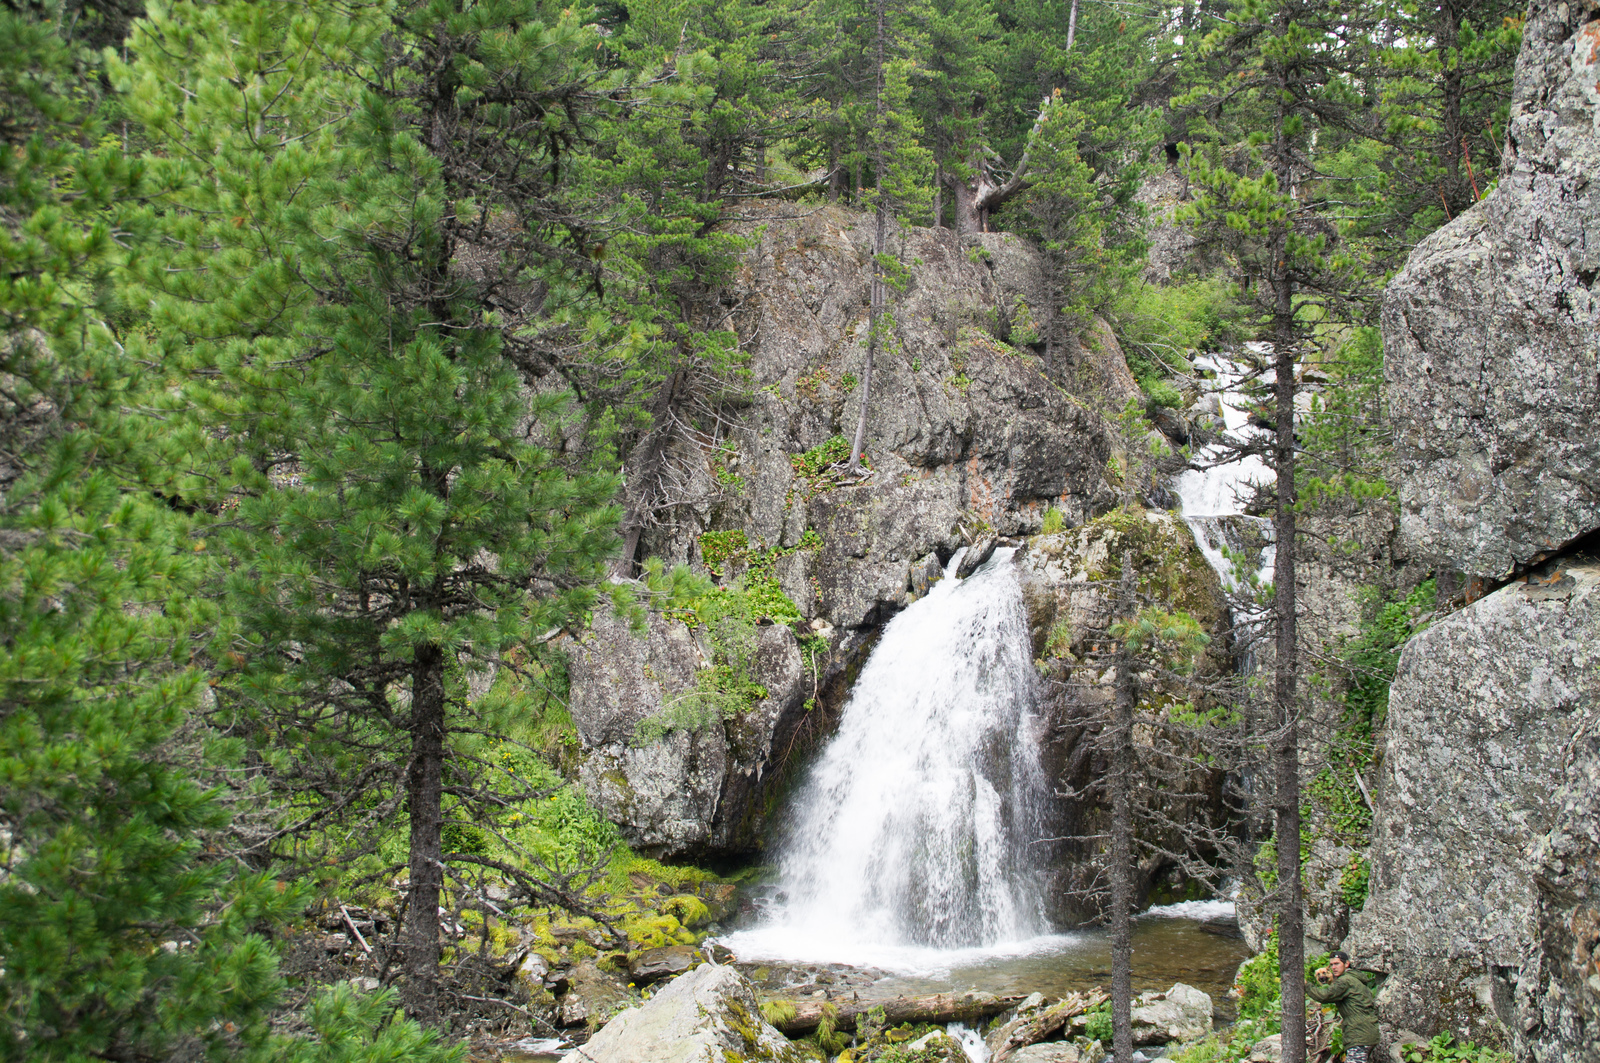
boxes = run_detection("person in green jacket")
[1308,951,1381,1063]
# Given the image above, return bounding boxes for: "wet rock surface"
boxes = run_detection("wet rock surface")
[568,613,810,859]
[1381,0,1600,578]
[1347,559,1600,1051]
[628,945,699,985]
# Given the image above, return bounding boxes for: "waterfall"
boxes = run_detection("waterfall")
[1176,350,1276,589]
[720,549,1052,970]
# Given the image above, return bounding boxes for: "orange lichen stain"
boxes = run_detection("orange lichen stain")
[1582,21,1600,67]
[966,456,998,525]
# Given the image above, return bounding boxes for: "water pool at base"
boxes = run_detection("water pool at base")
[724,901,1251,1018]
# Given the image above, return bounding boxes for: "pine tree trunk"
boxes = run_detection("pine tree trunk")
[403,643,447,1025]
[847,0,887,474]
[1110,551,1137,1063]
[1270,44,1305,1063]
[1272,333,1304,1063]
[1066,0,1080,52]
[950,175,983,235]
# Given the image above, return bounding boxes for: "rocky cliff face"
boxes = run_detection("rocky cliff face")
[569,210,1134,859]
[1365,5,1600,1056]
[1347,559,1600,1053]
[1382,0,1600,579]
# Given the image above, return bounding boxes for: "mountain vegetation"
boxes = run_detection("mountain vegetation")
[0,0,1526,1054]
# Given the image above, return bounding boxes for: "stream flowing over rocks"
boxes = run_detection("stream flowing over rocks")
[555,7,1600,1055]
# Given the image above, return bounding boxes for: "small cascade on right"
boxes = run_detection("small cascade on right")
[1174,347,1276,594]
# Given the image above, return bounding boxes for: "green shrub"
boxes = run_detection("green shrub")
[1083,1001,1113,1042]
[790,435,853,479]
[1114,276,1247,354]
[1400,1032,1511,1063]
[1040,507,1066,535]
[1143,377,1185,410]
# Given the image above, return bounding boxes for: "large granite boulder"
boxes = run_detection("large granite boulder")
[576,963,803,1063]
[569,614,809,859]
[1346,558,1600,1053]
[1517,723,1600,1063]
[1130,983,1213,1046]
[1381,0,1600,578]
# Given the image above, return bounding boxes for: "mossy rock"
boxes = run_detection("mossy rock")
[1024,505,1228,665]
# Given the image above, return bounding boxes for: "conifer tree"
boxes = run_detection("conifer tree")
[845,0,932,474]
[1174,2,1377,1057]
[0,8,293,1057]
[115,0,629,1024]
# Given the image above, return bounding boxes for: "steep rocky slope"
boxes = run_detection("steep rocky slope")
[1382,0,1600,580]
[566,210,1151,859]
[1359,2,1600,1058]
[557,206,1245,871]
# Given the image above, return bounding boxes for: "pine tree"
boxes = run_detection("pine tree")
[114,0,630,1025]
[1174,2,1379,1057]
[0,7,301,1057]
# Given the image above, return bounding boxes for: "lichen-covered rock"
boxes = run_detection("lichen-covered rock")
[1381,0,1600,577]
[1010,1042,1107,1063]
[1345,559,1600,1052]
[1130,983,1213,1046]
[569,614,809,859]
[1017,507,1227,665]
[556,961,632,1028]
[1017,508,1231,923]
[638,206,1115,593]
[576,963,803,1063]
[1517,723,1600,1063]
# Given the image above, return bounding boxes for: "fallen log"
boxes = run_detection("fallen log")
[772,990,1027,1037]
[988,988,1107,1063]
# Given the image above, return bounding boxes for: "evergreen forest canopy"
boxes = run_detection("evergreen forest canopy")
[1,0,1520,1055]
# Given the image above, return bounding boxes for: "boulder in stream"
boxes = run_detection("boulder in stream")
[1009,1043,1107,1063]
[575,962,803,1063]
[1129,983,1213,1046]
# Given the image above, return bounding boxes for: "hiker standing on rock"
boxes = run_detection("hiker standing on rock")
[1309,950,1381,1063]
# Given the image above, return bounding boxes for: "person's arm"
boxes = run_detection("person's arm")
[1306,975,1349,1004]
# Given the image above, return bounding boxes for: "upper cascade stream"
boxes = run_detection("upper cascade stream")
[720,549,1053,971]
[1175,349,1276,590]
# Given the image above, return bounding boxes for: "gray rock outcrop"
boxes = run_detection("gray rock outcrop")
[1367,4,1600,1059]
[572,208,1123,858]
[1130,983,1213,1046]
[575,963,802,1063]
[1017,510,1232,921]
[1346,559,1600,1053]
[1382,0,1600,578]
[1517,721,1600,1062]
[568,613,809,858]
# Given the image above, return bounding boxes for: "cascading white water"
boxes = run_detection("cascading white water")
[1175,349,1276,589]
[720,548,1052,970]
